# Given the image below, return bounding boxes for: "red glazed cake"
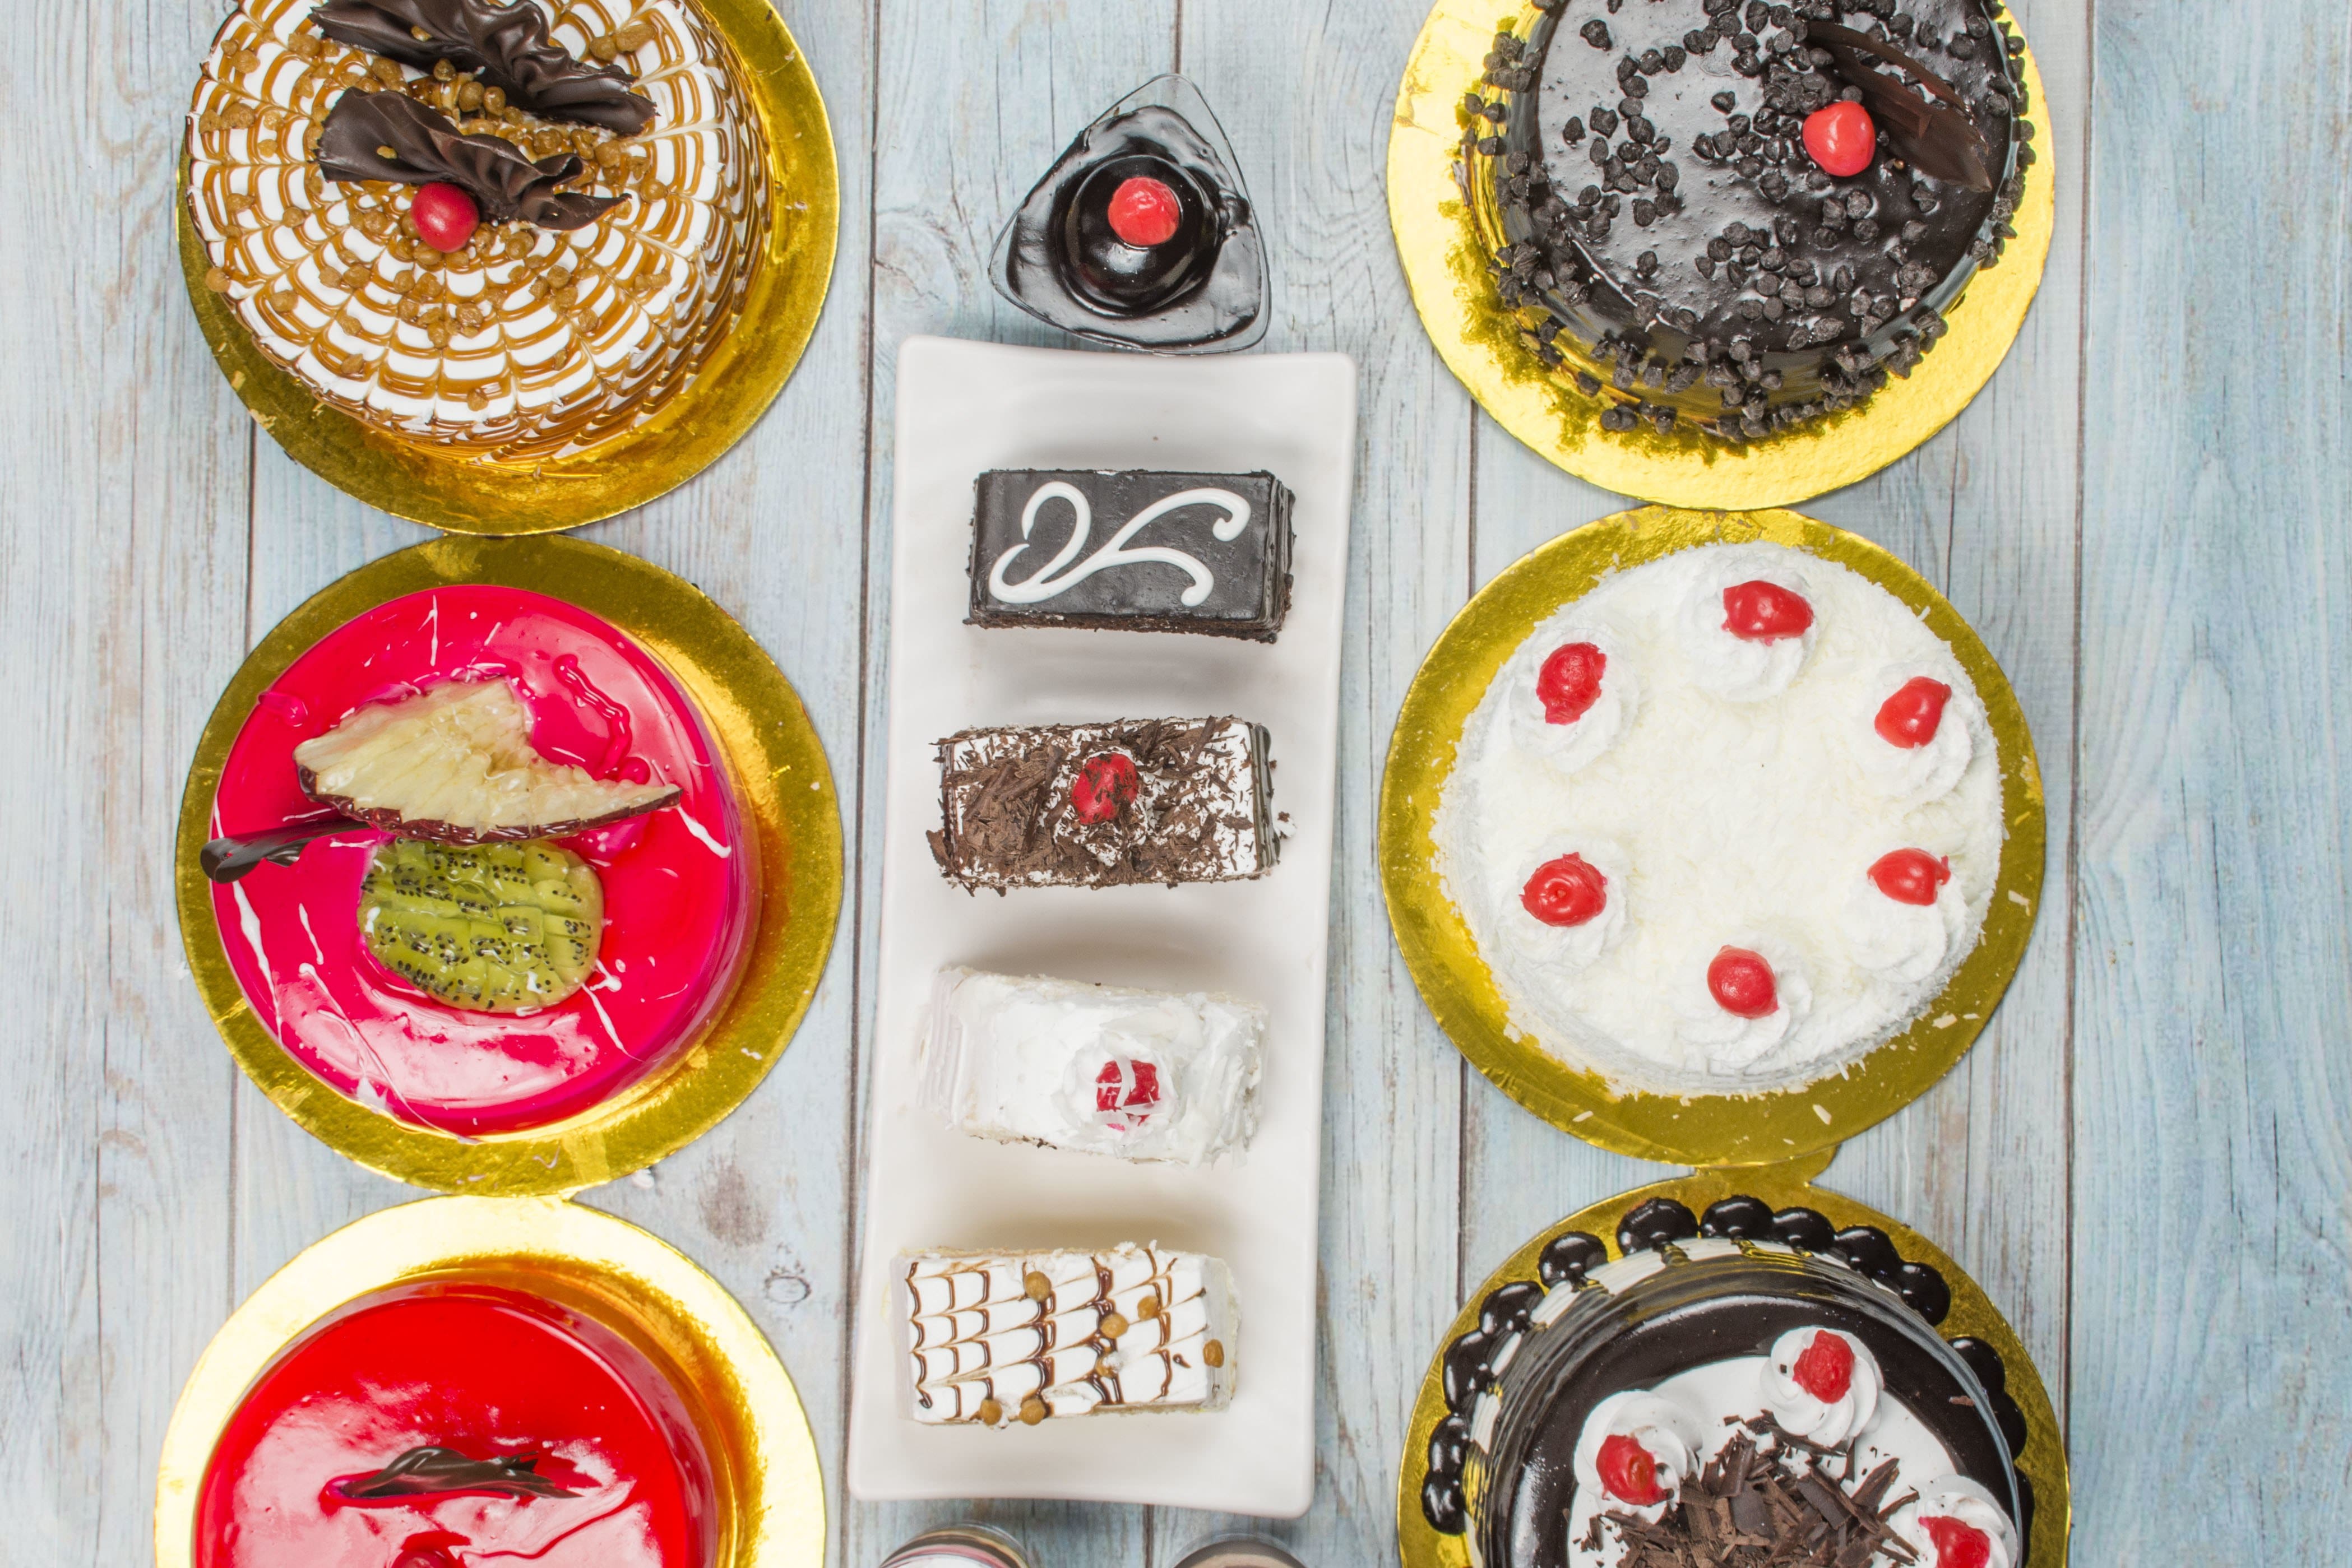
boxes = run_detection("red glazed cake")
[206,584,757,1134]
[195,1282,716,1568]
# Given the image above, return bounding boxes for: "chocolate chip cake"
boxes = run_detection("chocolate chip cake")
[186,0,771,461]
[1465,0,2035,442]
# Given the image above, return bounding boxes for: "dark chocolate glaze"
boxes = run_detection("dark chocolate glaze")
[1470,0,2036,439]
[1063,156,1218,314]
[1419,1193,2032,1562]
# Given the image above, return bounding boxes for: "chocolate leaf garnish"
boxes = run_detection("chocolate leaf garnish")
[331,1445,580,1501]
[1809,22,1998,192]
[312,0,655,135]
[318,90,626,231]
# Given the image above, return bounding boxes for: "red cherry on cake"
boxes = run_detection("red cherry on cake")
[1802,101,1877,178]
[1535,641,1608,724]
[1107,176,1183,248]
[1869,848,1953,906]
[410,182,480,253]
[1920,1515,1995,1568]
[1790,1329,1856,1402]
[1875,676,1953,748]
[1720,581,1814,642]
[1521,853,1608,927]
[393,1549,462,1568]
[1095,1058,1164,1129]
[1594,1431,1668,1506]
[1706,947,1778,1018]
[1069,751,1140,824]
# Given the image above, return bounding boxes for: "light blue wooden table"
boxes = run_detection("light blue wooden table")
[7,1,2345,1562]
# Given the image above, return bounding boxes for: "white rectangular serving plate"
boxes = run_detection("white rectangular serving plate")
[846,336,1358,1516]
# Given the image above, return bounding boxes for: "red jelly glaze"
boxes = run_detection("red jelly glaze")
[1790,1329,1856,1402]
[1706,947,1779,1018]
[1874,675,1954,748]
[1594,1432,1667,1507]
[1920,1515,1994,1568]
[1069,751,1141,824]
[1106,175,1183,248]
[1869,848,1953,907]
[195,1284,715,1568]
[410,183,481,254]
[1094,1058,1163,1129]
[1535,642,1608,725]
[208,586,758,1135]
[1720,581,1815,642]
[1521,853,1609,928]
[1802,101,1877,178]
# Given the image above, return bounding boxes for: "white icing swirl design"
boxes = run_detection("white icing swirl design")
[1672,939,1814,1071]
[1571,1390,1703,1518]
[1675,552,1818,702]
[1897,1477,2021,1568]
[1840,861,1970,984]
[1506,626,1637,777]
[1849,662,1981,806]
[988,484,1251,607]
[1760,1326,1883,1447]
[1494,837,1630,980]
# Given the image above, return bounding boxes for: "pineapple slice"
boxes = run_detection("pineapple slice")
[293,680,680,842]
[358,839,605,1013]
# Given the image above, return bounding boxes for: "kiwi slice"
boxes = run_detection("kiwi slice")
[358,838,605,1013]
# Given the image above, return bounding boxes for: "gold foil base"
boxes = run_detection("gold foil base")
[1387,1,2054,508]
[174,535,844,1194]
[1393,1161,2070,1568]
[155,1196,825,1568]
[1379,507,2044,1167]
[176,0,839,535]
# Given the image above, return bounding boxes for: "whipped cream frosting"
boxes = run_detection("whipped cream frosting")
[1896,1477,2023,1568]
[1568,1390,1704,1524]
[1434,542,2004,1094]
[917,967,1263,1165]
[1761,1325,1884,1446]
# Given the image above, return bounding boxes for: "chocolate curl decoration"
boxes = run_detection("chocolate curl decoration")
[318,90,626,230]
[311,0,655,135]
[330,1445,581,1502]
[1809,22,1998,192]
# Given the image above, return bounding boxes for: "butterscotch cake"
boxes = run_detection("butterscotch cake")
[186,0,770,460]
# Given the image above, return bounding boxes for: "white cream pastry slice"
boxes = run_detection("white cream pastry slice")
[918,967,1264,1165]
[898,1244,1236,1426]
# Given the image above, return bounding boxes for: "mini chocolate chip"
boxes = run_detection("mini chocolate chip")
[1591,107,1620,136]
[1713,90,1738,113]
[1562,116,1585,142]
[1581,18,1612,48]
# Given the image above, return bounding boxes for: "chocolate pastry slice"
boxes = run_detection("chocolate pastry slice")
[929,717,1277,890]
[991,75,1267,354]
[967,470,1294,641]
[312,0,656,134]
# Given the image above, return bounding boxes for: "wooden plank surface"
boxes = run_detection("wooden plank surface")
[7,0,2350,1564]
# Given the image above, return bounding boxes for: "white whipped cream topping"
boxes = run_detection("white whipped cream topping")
[1895,1477,2022,1568]
[1675,549,1819,702]
[1570,1390,1704,1520]
[1847,661,1984,806]
[1492,836,1631,981]
[1840,861,1971,985]
[1761,1326,1885,1447]
[1506,623,1638,777]
[1434,542,2005,1094]
[918,967,1263,1165]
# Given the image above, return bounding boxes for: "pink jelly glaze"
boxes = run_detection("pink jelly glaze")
[209,586,758,1135]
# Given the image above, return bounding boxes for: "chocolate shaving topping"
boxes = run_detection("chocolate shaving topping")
[1592,1421,1926,1568]
[1809,22,1998,192]
[331,1445,580,1501]
[311,0,655,134]
[317,90,625,230]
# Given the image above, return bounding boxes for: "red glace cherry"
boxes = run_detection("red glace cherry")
[1869,848,1953,907]
[1521,853,1609,928]
[1094,1059,1164,1130]
[1535,641,1608,724]
[1594,1432,1668,1506]
[1919,1515,1994,1568]
[1069,751,1141,824]
[1706,947,1779,1018]
[1875,676,1953,748]
[1106,176,1183,248]
[1720,581,1814,642]
[410,182,480,253]
[1790,1329,1856,1402]
[1802,101,1878,179]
